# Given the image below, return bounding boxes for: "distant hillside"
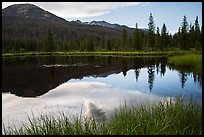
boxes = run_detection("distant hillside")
[2,3,126,38]
[2,3,148,52]
[2,4,202,54]
[2,4,125,52]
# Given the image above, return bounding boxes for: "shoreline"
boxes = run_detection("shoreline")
[2,50,201,58]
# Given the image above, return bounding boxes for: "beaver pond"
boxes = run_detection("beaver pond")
[2,55,202,129]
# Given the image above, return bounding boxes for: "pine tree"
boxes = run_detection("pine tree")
[101,35,105,50]
[155,27,161,50]
[160,23,168,50]
[194,16,201,50]
[86,35,94,51]
[44,28,55,52]
[161,24,167,36]
[181,16,189,33]
[127,36,132,50]
[132,23,142,50]
[106,38,112,51]
[180,16,190,50]
[121,29,128,50]
[147,13,155,50]
[156,27,160,35]
[189,24,195,49]
[194,16,200,32]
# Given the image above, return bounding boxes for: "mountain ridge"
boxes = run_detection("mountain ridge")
[70,20,148,34]
[2,3,149,53]
[2,3,69,24]
[2,3,148,33]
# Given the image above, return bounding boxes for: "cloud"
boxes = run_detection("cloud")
[2,2,148,18]
[3,81,173,129]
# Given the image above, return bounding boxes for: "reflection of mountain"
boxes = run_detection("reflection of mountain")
[2,56,167,97]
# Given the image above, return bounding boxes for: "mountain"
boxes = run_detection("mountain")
[2,3,68,24]
[2,3,148,52]
[71,20,148,34]
[2,4,121,40]
[86,20,134,33]
[2,3,148,36]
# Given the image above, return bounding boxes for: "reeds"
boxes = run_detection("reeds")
[3,96,202,135]
[167,54,202,74]
[2,50,200,58]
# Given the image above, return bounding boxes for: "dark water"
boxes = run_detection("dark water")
[2,56,202,128]
[2,56,202,99]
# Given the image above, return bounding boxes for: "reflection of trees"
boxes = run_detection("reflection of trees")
[87,56,94,68]
[133,57,142,70]
[160,62,166,77]
[107,56,112,67]
[121,59,128,77]
[148,65,155,92]
[198,75,202,88]
[49,67,56,79]
[156,61,160,75]
[178,71,188,89]
[46,56,56,64]
[135,69,140,82]
[88,56,94,64]
[193,74,202,88]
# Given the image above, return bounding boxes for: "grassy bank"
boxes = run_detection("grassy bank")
[3,97,202,135]
[2,50,201,58]
[167,54,202,74]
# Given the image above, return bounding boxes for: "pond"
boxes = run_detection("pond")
[2,55,202,129]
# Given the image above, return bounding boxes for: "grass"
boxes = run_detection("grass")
[3,96,202,135]
[167,54,202,74]
[2,50,201,58]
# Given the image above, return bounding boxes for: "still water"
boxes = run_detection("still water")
[2,56,202,128]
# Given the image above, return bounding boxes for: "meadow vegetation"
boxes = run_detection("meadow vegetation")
[2,50,201,58]
[167,54,202,74]
[3,97,202,135]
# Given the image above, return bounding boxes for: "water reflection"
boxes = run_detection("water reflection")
[193,74,202,87]
[147,65,155,92]
[135,69,140,82]
[2,81,173,129]
[2,56,202,98]
[179,71,188,89]
[2,55,202,130]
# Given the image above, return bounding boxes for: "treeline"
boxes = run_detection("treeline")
[127,14,202,51]
[2,14,202,53]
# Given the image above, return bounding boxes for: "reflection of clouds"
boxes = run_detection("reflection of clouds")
[84,100,106,121]
[42,82,111,98]
[2,81,172,129]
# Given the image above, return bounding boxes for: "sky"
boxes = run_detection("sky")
[2,2,202,34]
